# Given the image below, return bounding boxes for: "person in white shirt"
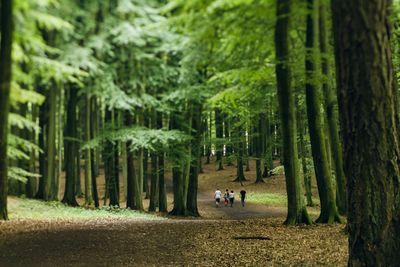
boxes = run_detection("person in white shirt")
[229,190,235,207]
[214,189,222,207]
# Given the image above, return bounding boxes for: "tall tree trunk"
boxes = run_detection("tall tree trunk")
[234,124,247,183]
[125,112,136,209]
[305,0,340,224]
[84,95,93,205]
[36,85,48,200]
[62,86,79,207]
[275,0,311,225]
[90,97,99,208]
[296,96,313,207]
[187,105,202,217]
[0,0,13,220]
[46,86,57,200]
[255,115,264,183]
[223,113,233,166]
[169,112,188,216]
[332,0,400,264]
[103,109,119,207]
[157,113,167,213]
[149,110,159,212]
[319,1,346,215]
[215,109,224,170]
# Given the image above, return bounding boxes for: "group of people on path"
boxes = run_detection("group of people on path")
[214,188,246,208]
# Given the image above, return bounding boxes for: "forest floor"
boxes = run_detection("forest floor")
[0,158,348,266]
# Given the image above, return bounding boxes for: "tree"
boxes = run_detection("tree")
[304,0,340,224]
[0,0,13,220]
[332,0,400,264]
[275,0,311,225]
[318,0,346,215]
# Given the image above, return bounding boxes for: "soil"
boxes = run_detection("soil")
[0,158,347,266]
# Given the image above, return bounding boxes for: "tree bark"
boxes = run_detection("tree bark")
[305,0,340,224]
[157,113,167,213]
[332,0,400,264]
[0,0,13,220]
[275,0,311,225]
[215,109,224,170]
[187,105,202,217]
[318,1,346,215]
[62,85,79,207]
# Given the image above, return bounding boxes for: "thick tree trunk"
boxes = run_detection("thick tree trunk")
[275,0,311,225]
[62,86,79,207]
[332,0,400,264]
[318,1,346,215]
[305,0,340,224]
[0,0,13,220]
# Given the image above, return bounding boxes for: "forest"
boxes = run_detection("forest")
[0,0,399,266]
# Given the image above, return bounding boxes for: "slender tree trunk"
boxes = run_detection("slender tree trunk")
[36,85,47,200]
[84,95,93,205]
[215,109,224,170]
[169,112,188,216]
[223,113,233,166]
[90,97,99,207]
[275,0,311,225]
[319,1,346,215]
[296,96,313,207]
[103,109,119,207]
[255,115,264,183]
[332,0,400,264]
[305,0,340,224]
[62,86,79,207]
[149,110,159,212]
[126,112,136,209]
[187,105,202,217]
[234,124,247,183]
[0,0,13,220]
[157,113,167,212]
[45,86,57,200]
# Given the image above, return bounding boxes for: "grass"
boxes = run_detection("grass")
[7,197,163,221]
[246,192,288,207]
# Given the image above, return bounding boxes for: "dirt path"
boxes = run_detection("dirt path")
[197,191,286,220]
[0,160,347,266]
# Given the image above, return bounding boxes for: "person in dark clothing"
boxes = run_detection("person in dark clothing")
[240,188,246,207]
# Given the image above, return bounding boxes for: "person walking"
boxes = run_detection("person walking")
[214,188,222,207]
[224,189,229,207]
[240,188,247,207]
[229,190,235,208]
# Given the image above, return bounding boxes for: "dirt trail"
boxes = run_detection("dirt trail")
[197,191,286,220]
[0,160,346,266]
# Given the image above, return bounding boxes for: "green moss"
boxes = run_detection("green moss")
[8,197,163,221]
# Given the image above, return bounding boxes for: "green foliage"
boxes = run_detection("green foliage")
[82,126,190,153]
